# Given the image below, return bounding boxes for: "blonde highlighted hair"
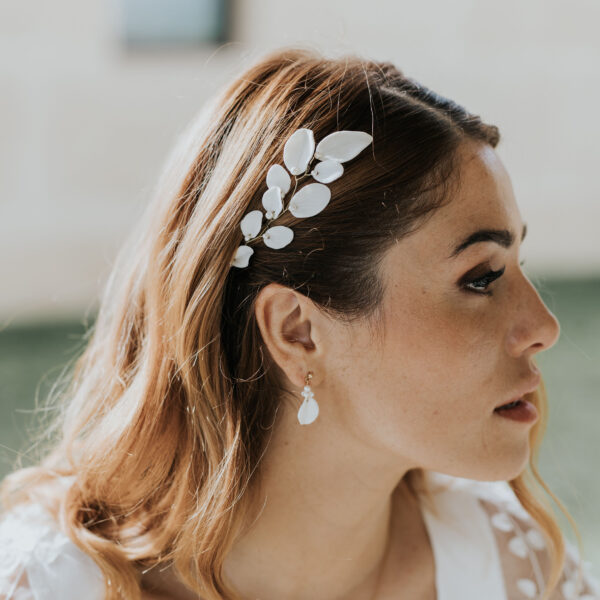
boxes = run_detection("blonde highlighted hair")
[0,46,584,599]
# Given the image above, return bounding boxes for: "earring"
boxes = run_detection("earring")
[297,371,319,425]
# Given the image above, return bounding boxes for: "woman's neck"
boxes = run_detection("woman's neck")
[141,405,434,599]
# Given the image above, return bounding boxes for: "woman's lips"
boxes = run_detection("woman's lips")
[496,374,542,410]
[493,398,539,423]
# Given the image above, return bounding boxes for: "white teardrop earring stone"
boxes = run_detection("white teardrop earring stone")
[297,384,319,425]
[297,396,319,425]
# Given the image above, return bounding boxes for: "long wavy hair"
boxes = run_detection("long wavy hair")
[0,47,584,599]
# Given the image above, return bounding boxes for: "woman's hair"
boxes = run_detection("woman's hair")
[0,47,584,599]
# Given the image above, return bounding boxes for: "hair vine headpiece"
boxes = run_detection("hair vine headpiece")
[230,127,373,269]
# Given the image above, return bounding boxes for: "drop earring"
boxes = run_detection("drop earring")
[297,371,319,425]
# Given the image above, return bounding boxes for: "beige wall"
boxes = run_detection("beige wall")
[1,0,599,324]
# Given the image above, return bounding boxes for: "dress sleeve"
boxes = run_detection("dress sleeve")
[0,503,105,600]
[476,493,600,599]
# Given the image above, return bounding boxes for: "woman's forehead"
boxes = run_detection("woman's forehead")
[381,147,524,272]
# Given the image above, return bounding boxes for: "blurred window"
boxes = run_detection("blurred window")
[119,0,228,46]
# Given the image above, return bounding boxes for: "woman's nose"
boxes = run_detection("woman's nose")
[505,276,561,358]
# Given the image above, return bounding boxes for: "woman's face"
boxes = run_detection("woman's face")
[323,142,561,482]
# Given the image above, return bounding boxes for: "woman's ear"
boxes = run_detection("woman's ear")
[254,283,325,389]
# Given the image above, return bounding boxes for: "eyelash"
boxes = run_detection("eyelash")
[463,259,527,296]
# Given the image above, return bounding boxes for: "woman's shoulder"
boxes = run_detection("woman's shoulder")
[0,500,105,600]
[425,471,600,599]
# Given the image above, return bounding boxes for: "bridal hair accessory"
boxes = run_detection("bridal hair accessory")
[230,127,373,269]
[297,371,318,425]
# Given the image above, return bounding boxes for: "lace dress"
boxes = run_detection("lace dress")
[0,472,598,599]
[420,471,600,599]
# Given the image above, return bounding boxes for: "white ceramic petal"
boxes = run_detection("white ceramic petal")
[266,164,291,195]
[297,396,319,425]
[262,225,294,249]
[283,128,315,175]
[240,210,263,241]
[314,130,373,163]
[262,186,283,220]
[231,245,254,268]
[288,183,331,218]
[311,159,344,183]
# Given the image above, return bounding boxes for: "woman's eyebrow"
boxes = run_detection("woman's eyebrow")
[448,223,527,259]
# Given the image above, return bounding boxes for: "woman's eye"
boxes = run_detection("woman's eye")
[463,267,505,295]
[462,259,526,296]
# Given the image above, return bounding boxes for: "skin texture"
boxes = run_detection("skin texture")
[141,141,561,599]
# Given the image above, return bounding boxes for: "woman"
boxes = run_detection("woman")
[0,47,598,600]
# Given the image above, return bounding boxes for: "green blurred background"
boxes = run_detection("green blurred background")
[1,276,599,576]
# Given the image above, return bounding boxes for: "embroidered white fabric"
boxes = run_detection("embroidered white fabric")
[477,488,600,599]
[0,475,598,599]
[0,502,104,600]
[426,472,600,599]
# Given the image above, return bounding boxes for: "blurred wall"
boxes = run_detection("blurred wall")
[1,0,599,325]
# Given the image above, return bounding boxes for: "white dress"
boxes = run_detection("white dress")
[0,472,598,600]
